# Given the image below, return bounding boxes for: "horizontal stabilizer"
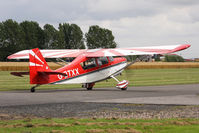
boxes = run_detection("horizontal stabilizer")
[11,72,29,77]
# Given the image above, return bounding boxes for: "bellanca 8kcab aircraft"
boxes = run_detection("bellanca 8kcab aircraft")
[7,44,190,92]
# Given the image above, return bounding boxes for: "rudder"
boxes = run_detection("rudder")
[29,48,51,84]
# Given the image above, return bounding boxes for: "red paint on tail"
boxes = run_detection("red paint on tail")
[29,48,52,84]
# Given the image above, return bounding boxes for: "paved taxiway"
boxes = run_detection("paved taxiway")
[0,84,199,106]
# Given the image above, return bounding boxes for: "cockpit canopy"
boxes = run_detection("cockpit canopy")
[80,56,114,70]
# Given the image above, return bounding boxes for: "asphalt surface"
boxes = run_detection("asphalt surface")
[0,84,199,106]
[0,84,199,119]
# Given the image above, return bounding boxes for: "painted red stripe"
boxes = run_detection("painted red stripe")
[109,49,124,56]
[117,82,128,86]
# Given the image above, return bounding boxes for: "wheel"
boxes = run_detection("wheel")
[30,87,35,92]
[85,83,95,90]
[87,87,93,90]
[121,87,127,91]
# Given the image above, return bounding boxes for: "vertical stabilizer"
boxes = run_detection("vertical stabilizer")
[29,48,51,84]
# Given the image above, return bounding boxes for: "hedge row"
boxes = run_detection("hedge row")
[0,62,60,71]
[126,62,199,69]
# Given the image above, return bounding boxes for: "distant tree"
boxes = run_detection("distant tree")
[164,55,184,62]
[0,19,119,61]
[85,25,117,49]
[58,23,85,49]
[43,24,58,48]
[20,21,45,49]
[0,19,24,61]
[154,54,161,61]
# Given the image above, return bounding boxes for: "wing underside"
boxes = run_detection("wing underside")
[7,44,190,59]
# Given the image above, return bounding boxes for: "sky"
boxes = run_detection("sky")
[0,0,199,58]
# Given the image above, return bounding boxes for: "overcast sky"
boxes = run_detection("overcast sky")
[0,0,198,58]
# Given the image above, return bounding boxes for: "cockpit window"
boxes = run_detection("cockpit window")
[97,57,109,66]
[108,56,114,62]
[81,58,97,70]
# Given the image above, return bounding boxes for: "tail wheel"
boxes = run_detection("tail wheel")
[30,87,35,92]
[30,84,40,93]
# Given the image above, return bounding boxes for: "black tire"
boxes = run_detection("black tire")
[87,87,93,90]
[121,87,127,91]
[31,87,35,92]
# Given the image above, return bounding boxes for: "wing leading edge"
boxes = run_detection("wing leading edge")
[7,44,190,59]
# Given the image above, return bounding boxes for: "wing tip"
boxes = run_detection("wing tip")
[182,44,191,48]
[7,49,31,59]
[179,44,191,50]
[170,44,191,53]
[7,55,14,59]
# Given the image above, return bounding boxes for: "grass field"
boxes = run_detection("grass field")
[0,118,199,133]
[0,68,199,91]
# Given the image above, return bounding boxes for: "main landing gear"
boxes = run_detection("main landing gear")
[82,83,95,90]
[111,75,129,90]
[30,84,40,92]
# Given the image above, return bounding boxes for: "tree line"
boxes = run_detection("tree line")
[0,19,117,61]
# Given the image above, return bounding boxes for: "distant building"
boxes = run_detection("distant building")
[184,59,194,62]
[194,58,199,62]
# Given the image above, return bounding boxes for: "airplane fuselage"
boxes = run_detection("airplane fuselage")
[54,55,127,84]
[32,55,127,85]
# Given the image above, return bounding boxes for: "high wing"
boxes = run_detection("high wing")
[86,44,190,57]
[7,44,190,59]
[7,49,86,59]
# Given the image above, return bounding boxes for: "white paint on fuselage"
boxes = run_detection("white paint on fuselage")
[54,62,127,84]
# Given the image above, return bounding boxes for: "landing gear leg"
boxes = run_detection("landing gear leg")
[110,75,129,90]
[30,84,40,93]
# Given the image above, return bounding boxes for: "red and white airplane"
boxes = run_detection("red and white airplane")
[8,44,190,92]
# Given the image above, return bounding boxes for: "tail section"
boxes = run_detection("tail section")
[29,48,52,84]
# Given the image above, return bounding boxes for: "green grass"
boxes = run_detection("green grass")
[0,118,199,133]
[0,68,199,91]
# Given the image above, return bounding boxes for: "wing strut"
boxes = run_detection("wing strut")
[124,55,150,69]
